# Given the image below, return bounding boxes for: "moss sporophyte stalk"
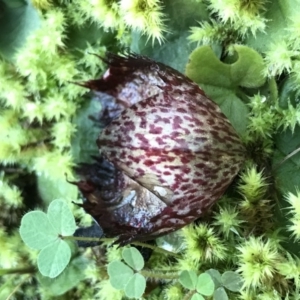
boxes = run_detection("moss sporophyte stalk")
[2,0,300,299]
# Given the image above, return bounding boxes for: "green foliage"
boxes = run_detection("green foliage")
[2,0,300,299]
[20,199,76,278]
[179,270,198,290]
[122,247,145,271]
[273,126,300,194]
[196,273,214,296]
[179,269,242,299]
[108,261,134,290]
[37,256,87,296]
[108,247,146,299]
[186,45,265,136]
[221,271,243,292]
[0,0,41,60]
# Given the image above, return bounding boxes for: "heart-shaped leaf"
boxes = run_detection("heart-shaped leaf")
[37,239,71,278]
[124,273,146,299]
[214,287,228,300]
[37,256,88,295]
[47,199,76,236]
[19,211,58,250]
[205,269,222,288]
[179,270,198,290]
[122,247,144,271]
[191,294,205,300]
[107,261,134,290]
[221,271,243,292]
[185,45,266,135]
[196,273,215,296]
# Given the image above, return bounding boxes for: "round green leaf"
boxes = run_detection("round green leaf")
[221,271,243,292]
[191,293,205,300]
[196,273,215,296]
[107,261,134,290]
[179,270,197,290]
[37,239,71,278]
[37,256,88,296]
[19,211,58,250]
[214,287,228,300]
[122,247,144,271]
[206,269,222,288]
[47,199,76,236]
[124,273,146,299]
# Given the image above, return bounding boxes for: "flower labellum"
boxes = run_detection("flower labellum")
[74,53,245,245]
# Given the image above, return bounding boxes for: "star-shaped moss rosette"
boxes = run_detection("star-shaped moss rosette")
[19,199,76,278]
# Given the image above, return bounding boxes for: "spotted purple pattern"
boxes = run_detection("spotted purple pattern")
[75,53,245,245]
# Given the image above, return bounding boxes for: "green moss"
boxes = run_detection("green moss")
[1,0,300,299]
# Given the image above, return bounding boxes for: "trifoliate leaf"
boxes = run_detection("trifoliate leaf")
[179,270,197,290]
[47,199,76,236]
[107,261,134,290]
[124,273,146,299]
[196,273,215,296]
[37,239,71,278]
[19,211,57,250]
[122,247,144,271]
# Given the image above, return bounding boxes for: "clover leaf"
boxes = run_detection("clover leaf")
[108,247,146,299]
[179,270,198,290]
[196,273,215,296]
[122,247,144,271]
[19,199,76,278]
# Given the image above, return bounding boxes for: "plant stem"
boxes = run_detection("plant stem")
[183,290,196,300]
[63,236,180,257]
[130,241,180,258]
[140,269,179,280]
[63,235,112,243]
[274,146,300,169]
[5,275,31,300]
[268,77,278,103]
[0,267,35,276]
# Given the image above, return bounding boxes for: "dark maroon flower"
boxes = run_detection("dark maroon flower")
[74,53,245,245]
